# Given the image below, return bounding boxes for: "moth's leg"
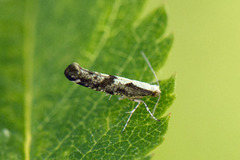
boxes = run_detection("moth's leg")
[105,94,112,101]
[118,96,126,101]
[132,99,160,121]
[108,95,112,101]
[121,100,141,133]
[122,99,160,133]
[152,93,161,115]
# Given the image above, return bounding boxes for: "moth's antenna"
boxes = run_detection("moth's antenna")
[141,51,161,115]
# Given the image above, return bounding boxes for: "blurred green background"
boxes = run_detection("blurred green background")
[1,0,239,159]
[147,0,240,159]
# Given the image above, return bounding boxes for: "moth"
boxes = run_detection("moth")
[64,52,161,132]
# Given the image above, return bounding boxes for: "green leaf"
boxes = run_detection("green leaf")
[0,0,175,159]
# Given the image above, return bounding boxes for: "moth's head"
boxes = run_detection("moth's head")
[64,62,81,81]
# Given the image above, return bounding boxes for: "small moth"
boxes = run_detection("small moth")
[64,52,161,132]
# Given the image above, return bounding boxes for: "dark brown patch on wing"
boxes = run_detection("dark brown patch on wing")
[125,83,139,90]
[98,75,116,88]
[117,82,154,97]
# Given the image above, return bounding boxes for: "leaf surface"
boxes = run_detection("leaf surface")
[0,0,175,159]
